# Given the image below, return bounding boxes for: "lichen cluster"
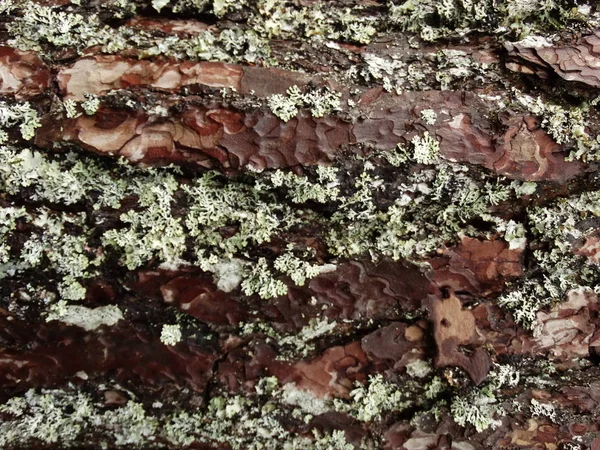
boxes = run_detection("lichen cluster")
[0,131,525,308]
[0,375,435,449]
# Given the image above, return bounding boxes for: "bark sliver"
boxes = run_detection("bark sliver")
[431,293,491,385]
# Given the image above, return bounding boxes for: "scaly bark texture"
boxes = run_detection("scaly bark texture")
[2,1,600,449]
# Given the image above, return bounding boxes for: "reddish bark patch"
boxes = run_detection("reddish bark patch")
[308,259,429,320]
[160,275,246,325]
[58,56,243,100]
[0,315,218,391]
[429,237,523,296]
[530,288,600,359]
[274,341,369,398]
[361,321,428,373]
[573,229,600,264]
[506,31,600,88]
[0,46,51,99]
[493,114,583,182]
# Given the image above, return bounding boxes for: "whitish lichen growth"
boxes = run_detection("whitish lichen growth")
[202,257,245,292]
[450,363,520,432]
[273,251,322,286]
[0,102,41,140]
[420,109,438,125]
[530,398,557,422]
[103,170,185,270]
[406,359,434,378]
[0,147,127,208]
[260,166,340,203]
[81,95,101,116]
[411,131,440,164]
[46,302,124,331]
[160,324,182,346]
[7,3,271,64]
[498,189,600,328]
[388,0,585,41]
[0,389,93,446]
[8,4,106,52]
[497,281,548,329]
[0,131,523,304]
[241,316,338,359]
[267,93,298,122]
[334,374,413,422]
[451,393,502,433]
[268,85,341,122]
[0,205,102,305]
[0,206,26,265]
[63,99,80,119]
[184,171,293,257]
[241,257,289,299]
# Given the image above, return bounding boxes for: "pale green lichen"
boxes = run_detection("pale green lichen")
[151,0,170,12]
[0,371,444,449]
[359,53,406,93]
[0,102,41,140]
[311,430,354,450]
[500,219,527,250]
[411,131,440,164]
[280,383,330,417]
[268,93,298,122]
[0,389,93,446]
[46,302,124,330]
[201,257,245,292]
[450,363,520,432]
[63,99,80,119]
[0,147,127,208]
[0,207,100,304]
[81,95,101,116]
[160,324,183,346]
[425,376,446,400]
[103,170,185,270]
[406,359,434,378]
[97,401,159,446]
[241,257,289,299]
[184,171,293,257]
[268,85,341,122]
[334,374,412,422]
[241,316,338,359]
[497,281,547,329]
[8,4,108,52]
[0,130,528,306]
[258,166,340,203]
[530,398,557,422]
[7,3,271,64]
[451,393,502,433]
[388,0,583,41]
[0,0,14,15]
[0,206,26,262]
[434,49,492,90]
[248,0,376,45]
[273,251,322,286]
[498,189,600,328]
[420,109,437,125]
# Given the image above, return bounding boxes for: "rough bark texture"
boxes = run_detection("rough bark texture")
[2,1,600,449]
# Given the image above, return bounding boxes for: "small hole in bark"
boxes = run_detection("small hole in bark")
[441,318,450,327]
[441,287,451,298]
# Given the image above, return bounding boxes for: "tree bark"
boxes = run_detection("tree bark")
[1,1,600,449]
